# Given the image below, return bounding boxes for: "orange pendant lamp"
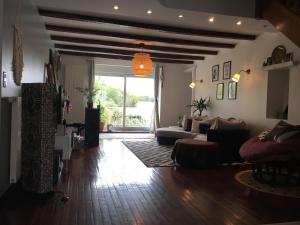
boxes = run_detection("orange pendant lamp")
[131,44,153,77]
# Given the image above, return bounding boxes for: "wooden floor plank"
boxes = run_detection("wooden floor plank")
[1,138,300,225]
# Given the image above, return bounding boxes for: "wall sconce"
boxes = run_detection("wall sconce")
[232,69,251,83]
[189,79,203,89]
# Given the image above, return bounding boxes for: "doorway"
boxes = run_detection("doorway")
[95,74,155,132]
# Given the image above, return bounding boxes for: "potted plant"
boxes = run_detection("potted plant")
[76,87,100,109]
[187,97,210,116]
[99,105,106,132]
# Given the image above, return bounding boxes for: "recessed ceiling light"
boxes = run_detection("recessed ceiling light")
[178,14,183,18]
[113,5,119,10]
[209,17,215,23]
[147,10,152,14]
[236,20,242,26]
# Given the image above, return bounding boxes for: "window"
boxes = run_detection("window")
[94,74,154,132]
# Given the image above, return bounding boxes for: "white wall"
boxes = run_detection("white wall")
[61,56,192,126]
[195,32,300,135]
[160,64,192,127]
[60,55,89,124]
[0,0,52,196]
[1,0,53,97]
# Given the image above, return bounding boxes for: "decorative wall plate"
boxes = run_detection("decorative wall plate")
[271,45,287,64]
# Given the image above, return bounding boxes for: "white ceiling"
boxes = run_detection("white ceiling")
[34,0,275,34]
[33,0,278,64]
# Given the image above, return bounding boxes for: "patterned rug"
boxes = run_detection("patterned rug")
[122,139,176,167]
[235,170,300,198]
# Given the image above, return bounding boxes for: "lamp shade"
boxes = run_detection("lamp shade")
[232,73,241,82]
[189,82,196,89]
[131,52,153,76]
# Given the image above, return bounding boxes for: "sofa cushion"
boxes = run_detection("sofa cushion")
[276,130,300,143]
[194,134,208,142]
[240,134,300,162]
[210,118,247,130]
[266,121,299,141]
[156,127,198,139]
[199,123,211,134]
[257,129,271,142]
[191,119,201,133]
[182,115,192,130]
[184,118,193,131]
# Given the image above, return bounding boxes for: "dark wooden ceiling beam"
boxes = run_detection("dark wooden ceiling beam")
[39,8,257,40]
[58,50,194,64]
[51,35,218,55]
[46,24,236,49]
[54,44,205,60]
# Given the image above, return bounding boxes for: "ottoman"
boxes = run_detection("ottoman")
[171,139,221,168]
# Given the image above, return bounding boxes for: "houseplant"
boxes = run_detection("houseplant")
[76,87,100,109]
[187,97,210,116]
[99,105,106,132]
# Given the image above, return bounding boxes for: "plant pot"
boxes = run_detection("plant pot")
[99,122,105,132]
[87,101,93,109]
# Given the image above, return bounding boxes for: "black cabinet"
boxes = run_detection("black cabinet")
[85,108,99,148]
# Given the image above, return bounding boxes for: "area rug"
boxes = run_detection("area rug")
[235,170,300,198]
[122,139,176,167]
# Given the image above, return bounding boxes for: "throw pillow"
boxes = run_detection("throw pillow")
[191,119,201,133]
[276,130,300,143]
[210,118,247,130]
[258,130,271,142]
[193,115,208,121]
[266,121,297,141]
[184,118,193,132]
[199,123,211,134]
[182,115,192,130]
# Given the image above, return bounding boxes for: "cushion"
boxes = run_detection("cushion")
[210,118,247,130]
[191,119,201,133]
[201,117,219,125]
[266,121,298,141]
[193,134,208,142]
[276,130,300,143]
[193,115,208,121]
[199,123,211,134]
[155,127,198,139]
[184,118,193,132]
[182,115,192,130]
[258,130,271,142]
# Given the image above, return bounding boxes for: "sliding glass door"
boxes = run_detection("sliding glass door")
[95,75,154,131]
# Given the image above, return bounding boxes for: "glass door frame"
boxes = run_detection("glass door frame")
[98,73,154,132]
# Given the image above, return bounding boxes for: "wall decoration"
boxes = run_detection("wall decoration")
[212,65,219,82]
[216,83,224,100]
[263,45,294,67]
[228,81,237,100]
[12,25,24,86]
[223,61,231,80]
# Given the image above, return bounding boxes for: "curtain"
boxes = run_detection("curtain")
[151,64,163,132]
[87,59,95,91]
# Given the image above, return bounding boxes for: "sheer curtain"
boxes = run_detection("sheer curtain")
[150,64,163,132]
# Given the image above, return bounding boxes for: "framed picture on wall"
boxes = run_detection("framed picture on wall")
[216,83,224,100]
[223,61,231,80]
[228,81,237,100]
[212,65,219,82]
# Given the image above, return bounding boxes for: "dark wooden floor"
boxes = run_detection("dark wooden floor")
[1,139,300,225]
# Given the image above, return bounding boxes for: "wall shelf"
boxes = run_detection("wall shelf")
[262,61,296,71]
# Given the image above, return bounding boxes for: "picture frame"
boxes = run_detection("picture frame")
[223,61,231,80]
[228,81,237,100]
[212,65,219,82]
[216,83,224,100]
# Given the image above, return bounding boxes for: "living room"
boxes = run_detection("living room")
[0,0,300,225]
